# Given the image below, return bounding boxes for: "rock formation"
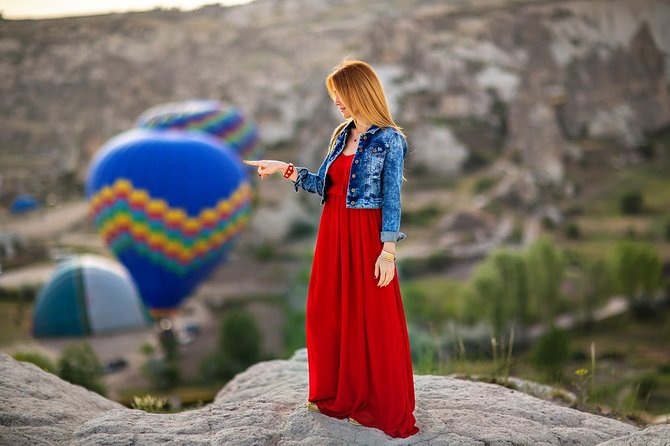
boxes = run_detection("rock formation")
[1,0,669,214]
[2,349,669,445]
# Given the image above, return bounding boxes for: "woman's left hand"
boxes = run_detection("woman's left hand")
[374,253,395,287]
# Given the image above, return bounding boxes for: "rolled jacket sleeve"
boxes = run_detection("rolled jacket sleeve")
[380,132,407,243]
[293,166,325,196]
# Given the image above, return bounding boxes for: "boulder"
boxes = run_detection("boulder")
[2,349,664,445]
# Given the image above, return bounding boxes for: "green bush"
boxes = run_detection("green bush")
[282,308,306,357]
[57,342,107,396]
[620,190,644,215]
[12,351,57,374]
[541,216,556,230]
[141,358,180,390]
[286,219,316,240]
[564,222,580,239]
[611,240,663,317]
[200,308,262,383]
[219,309,262,365]
[529,327,571,382]
[253,242,276,262]
[397,250,451,278]
[402,205,441,226]
[525,236,566,328]
[633,373,658,402]
[473,176,497,194]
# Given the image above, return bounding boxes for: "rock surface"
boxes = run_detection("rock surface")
[3,349,669,445]
[0,354,124,445]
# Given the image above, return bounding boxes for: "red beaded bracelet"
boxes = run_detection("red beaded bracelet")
[283,163,295,178]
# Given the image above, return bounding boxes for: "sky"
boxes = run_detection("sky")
[0,0,255,19]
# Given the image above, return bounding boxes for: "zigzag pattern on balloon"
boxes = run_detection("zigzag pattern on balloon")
[89,179,252,274]
[143,108,258,153]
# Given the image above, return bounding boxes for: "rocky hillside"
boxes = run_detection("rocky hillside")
[3,350,670,445]
[1,0,669,241]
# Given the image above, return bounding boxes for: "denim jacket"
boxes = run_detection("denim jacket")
[292,119,407,243]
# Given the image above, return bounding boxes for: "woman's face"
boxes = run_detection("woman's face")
[333,93,352,119]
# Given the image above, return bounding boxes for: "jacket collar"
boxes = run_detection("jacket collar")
[343,119,382,136]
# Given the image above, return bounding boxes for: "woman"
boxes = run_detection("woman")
[243,59,419,439]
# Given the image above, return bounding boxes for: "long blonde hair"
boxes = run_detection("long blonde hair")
[325,59,405,155]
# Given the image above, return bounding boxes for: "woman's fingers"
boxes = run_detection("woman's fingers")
[243,159,260,166]
[381,262,395,287]
[376,260,391,287]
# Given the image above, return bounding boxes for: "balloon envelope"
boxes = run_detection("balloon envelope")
[32,255,151,337]
[136,99,260,160]
[85,129,251,317]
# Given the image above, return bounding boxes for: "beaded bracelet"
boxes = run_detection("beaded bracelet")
[283,163,295,178]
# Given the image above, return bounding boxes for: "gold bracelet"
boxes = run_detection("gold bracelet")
[379,251,395,262]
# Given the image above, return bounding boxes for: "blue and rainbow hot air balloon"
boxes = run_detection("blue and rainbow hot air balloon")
[32,255,151,337]
[85,129,251,319]
[135,99,260,161]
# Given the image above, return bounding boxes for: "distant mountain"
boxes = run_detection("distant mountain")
[1,0,668,227]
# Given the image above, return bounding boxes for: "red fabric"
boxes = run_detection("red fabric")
[305,151,420,439]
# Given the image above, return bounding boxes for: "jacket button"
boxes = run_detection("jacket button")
[363,135,367,140]
[358,149,362,153]
[351,173,356,178]
[355,159,359,163]
[351,188,356,192]
[350,200,356,205]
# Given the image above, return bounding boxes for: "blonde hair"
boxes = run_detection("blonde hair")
[325,59,405,155]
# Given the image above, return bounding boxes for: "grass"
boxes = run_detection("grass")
[411,305,670,419]
[117,385,220,411]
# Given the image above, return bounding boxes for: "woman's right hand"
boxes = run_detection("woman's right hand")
[243,159,288,179]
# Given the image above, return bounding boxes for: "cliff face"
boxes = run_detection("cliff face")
[1,0,668,200]
[3,350,670,445]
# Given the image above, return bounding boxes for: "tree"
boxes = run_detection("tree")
[470,262,508,340]
[58,342,106,396]
[611,240,663,317]
[491,248,532,326]
[580,257,614,329]
[201,308,263,383]
[525,236,566,328]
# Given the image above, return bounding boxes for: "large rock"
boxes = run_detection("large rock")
[3,349,669,445]
[0,354,124,445]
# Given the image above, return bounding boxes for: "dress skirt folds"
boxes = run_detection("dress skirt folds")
[305,151,420,438]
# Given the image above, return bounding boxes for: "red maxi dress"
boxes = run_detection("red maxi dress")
[305,151,420,439]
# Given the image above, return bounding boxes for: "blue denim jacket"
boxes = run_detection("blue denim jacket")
[292,120,407,243]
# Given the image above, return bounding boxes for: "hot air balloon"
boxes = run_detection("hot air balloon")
[32,255,151,337]
[135,99,260,161]
[85,128,251,319]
